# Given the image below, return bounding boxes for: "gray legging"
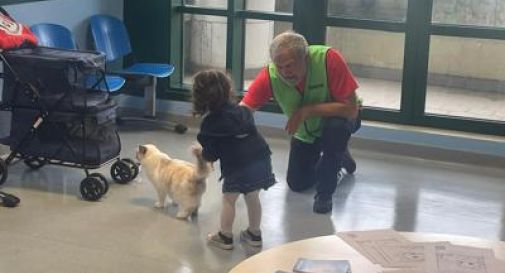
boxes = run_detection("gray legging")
[220,190,261,235]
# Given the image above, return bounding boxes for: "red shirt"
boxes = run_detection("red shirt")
[242,48,358,109]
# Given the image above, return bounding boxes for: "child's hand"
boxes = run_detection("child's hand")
[190,143,203,157]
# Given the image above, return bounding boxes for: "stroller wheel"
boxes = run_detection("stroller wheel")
[120,158,139,180]
[88,173,109,195]
[175,124,188,134]
[24,156,47,170]
[80,176,104,201]
[0,159,7,185]
[110,160,134,184]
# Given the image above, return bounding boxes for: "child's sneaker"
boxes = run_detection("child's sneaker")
[240,229,262,247]
[207,232,233,250]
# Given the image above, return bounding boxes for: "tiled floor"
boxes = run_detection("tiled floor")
[0,123,504,273]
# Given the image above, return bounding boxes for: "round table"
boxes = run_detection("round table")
[229,232,505,273]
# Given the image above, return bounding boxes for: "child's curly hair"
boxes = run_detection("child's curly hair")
[192,70,236,116]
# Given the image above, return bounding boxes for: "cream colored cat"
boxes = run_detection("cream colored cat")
[136,144,211,220]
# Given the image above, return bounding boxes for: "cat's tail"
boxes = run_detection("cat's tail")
[191,144,212,180]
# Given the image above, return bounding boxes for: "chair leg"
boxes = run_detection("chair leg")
[117,76,187,134]
[144,77,156,118]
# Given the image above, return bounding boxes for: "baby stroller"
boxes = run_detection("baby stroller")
[0,47,139,201]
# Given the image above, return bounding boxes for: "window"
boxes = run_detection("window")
[165,0,504,135]
[246,0,293,13]
[327,27,405,110]
[244,20,292,90]
[182,14,227,85]
[426,36,505,121]
[328,0,407,21]
[184,0,227,9]
[432,0,505,27]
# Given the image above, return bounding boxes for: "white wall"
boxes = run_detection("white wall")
[5,0,123,49]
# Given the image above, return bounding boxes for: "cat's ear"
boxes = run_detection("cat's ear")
[139,145,147,154]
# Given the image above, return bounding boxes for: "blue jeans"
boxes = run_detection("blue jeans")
[286,114,361,198]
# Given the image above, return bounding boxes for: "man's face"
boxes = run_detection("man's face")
[273,49,306,86]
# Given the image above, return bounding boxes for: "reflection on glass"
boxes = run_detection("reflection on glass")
[328,0,407,21]
[184,0,227,9]
[327,27,404,110]
[246,0,294,13]
[426,36,505,121]
[243,21,292,90]
[432,0,505,27]
[183,14,227,86]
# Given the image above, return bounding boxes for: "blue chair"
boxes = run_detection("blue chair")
[89,15,185,133]
[30,23,126,92]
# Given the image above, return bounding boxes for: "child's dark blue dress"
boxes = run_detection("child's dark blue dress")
[197,103,276,193]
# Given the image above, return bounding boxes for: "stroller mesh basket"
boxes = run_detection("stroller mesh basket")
[2,47,108,111]
[0,47,139,201]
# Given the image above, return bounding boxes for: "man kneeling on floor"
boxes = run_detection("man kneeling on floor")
[240,31,361,214]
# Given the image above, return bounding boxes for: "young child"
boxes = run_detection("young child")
[192,69,276,250]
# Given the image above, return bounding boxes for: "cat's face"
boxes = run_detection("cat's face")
[136,144,156,162]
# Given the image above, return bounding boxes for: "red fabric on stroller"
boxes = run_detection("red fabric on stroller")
[0,7,37,50]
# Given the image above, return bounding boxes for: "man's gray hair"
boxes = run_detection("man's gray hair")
[269,31,309,61]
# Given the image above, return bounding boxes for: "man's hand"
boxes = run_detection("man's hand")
[285,107,309,134]
[284,98,360,135]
